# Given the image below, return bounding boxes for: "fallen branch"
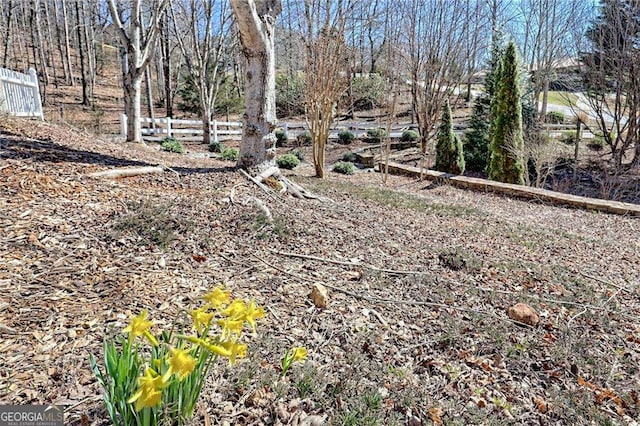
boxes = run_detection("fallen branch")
[269,249,423,275]
[252,255,533,328]
[87,166,164,179]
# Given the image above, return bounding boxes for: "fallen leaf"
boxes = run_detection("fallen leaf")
[428,407,443,425]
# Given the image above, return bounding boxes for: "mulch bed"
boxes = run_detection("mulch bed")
[1,118,639,425]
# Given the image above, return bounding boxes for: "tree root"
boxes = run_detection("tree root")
[240,166,327,201]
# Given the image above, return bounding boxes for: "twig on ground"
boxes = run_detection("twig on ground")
[243,196,273,223]
[158,164,181,179]
[578,271,634,294]
[252,255,533,329]
[269,249,424,275]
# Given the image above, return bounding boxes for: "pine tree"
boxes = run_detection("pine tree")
[464,31,504,172]
[487,41,525,184]
[435,99,465,174]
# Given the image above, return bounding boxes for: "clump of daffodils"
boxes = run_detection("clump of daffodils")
[91,286,264,426]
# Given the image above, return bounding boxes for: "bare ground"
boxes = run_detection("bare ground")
[1,118,639,425]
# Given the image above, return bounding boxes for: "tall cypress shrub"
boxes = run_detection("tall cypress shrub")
[487,41,525,184]
[464,32,504,172]
[435,99,465,174]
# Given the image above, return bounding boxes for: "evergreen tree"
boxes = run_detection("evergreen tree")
[435,99,465,174]
[464,31,504,172]
[487,41,525,184]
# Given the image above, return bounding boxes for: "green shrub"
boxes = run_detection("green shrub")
[587,137,605,151]
[296,132,312,146]
[349,74,385,111]
[341,152,357,162]
[208,140,224,153]
[400,129,419,142]
[215,76,243,115]
[221,148,239,161]
[338,130,355,145]
[276,73,305,117]
[333,161,355,175]
[291,148,305,162]
[365,128,387,143]
[275,129,288,147]
[559,131,577,145]
[546,111,565,124]
[177,74,243,115]
[435,99,465,174]
[276,154,300,170]
[161,137,184,154]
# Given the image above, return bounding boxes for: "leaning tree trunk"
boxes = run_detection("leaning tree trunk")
[231,0,281,172]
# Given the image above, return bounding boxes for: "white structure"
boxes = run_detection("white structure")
[121,115,243,143]
[0,67,44,120]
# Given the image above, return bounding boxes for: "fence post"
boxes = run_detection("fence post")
[120,114,127,138]
[213,120,218,143]
[28,68,44,121]
[166,116,172,138]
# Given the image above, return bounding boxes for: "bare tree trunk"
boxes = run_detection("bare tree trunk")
[82,0,95,101]
[574,119,581,163]
[108,0,167,142]
[2,0,12,68]
[161,10,172,117]
[125,72,143,142]
[75,0,90,106]
[61,0,74,85]
[145,67,155,124]
[53,0,68,83]
[231,0,281,171]
[540,77,549,119]
[43,0,59,87]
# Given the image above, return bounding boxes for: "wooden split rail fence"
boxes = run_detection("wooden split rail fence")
[0,67,44,120]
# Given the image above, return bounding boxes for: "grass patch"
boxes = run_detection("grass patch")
[301,179,482,217]
[111,199,191,250]
[539,91,578,107]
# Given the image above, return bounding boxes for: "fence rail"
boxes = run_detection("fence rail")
[123,115,416,143]
[0,67,44,120]
[121,115,242,142]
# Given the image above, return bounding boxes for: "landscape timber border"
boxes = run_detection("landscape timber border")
[377,161,640,217]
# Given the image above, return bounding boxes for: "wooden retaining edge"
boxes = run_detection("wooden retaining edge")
[378,161,640,217]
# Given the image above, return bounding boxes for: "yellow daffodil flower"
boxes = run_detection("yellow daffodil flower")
[181,335,207,347]
[190,308,213,333]
[202,287,230,308]
[127,368,168,411]
[217,318,244,337]
[243,301,265,332]
[208,341,247,364]
[291,347,308,362]
[123,310,158,346]
[281,346,308,377]
[221,299,247,319]
[168,347,197,380]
